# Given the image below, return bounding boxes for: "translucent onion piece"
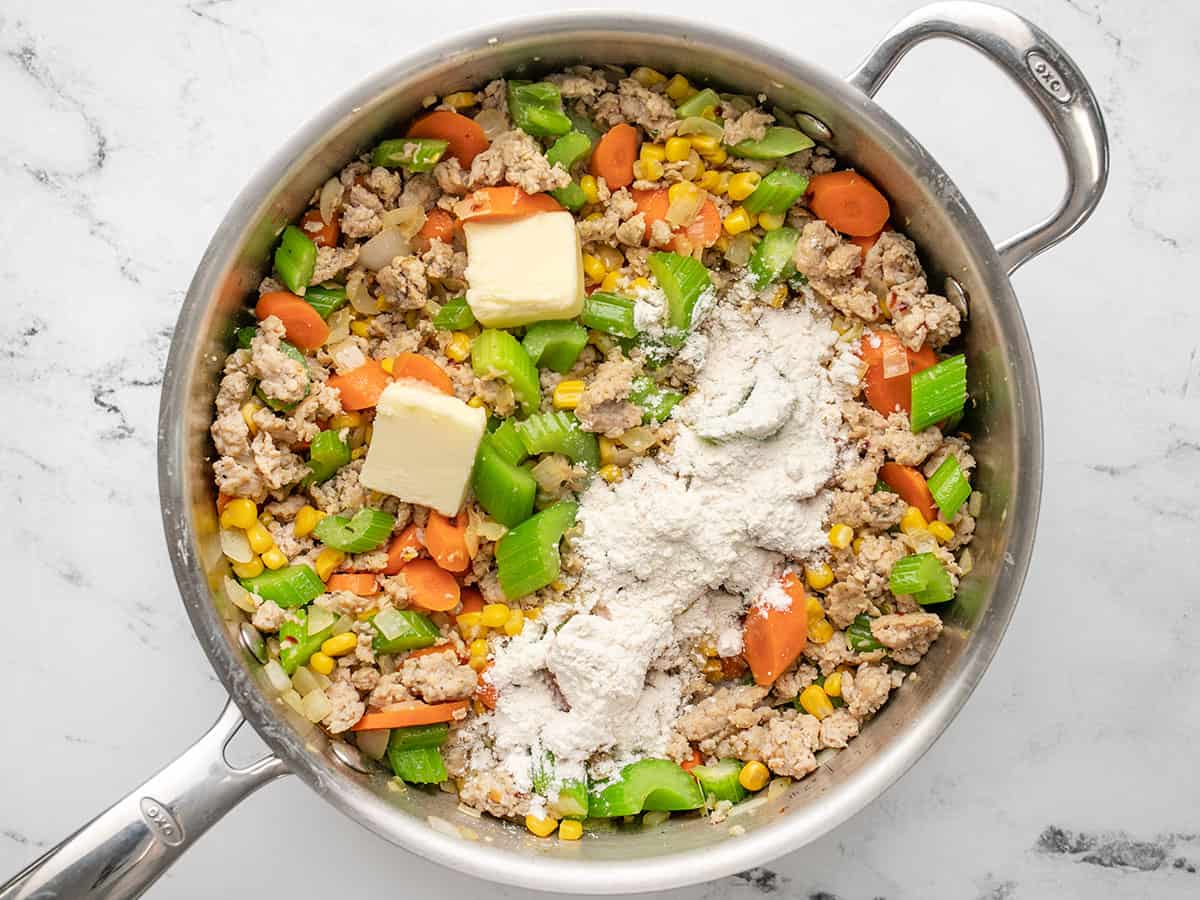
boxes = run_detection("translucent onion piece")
[291,665,320,697]
[617,426,657,452]
[224,575,259,613]
[666,192,704,229]
[359,226,410,272]
[313,671,332,690]
[220,528,254,564]
[476,519,508,542]
[281,689,305,715]
[332,613,356,636]
[347,269,383,315]
[474,108,507,141]
[356,728,390,760]
[959,547,974,576]
[262,659,292,694]
[724,233,757,267]
[767,776,792,800]
[319,177,343,224]
[325,306,353,344]
[882,341,910,379]
[463,505,483,559]
[968,490,984,518]
[301,688,332,723]
[531,454,573,492]
[307,606,336,636]
[675,116,724,140]
[382,204,427,239]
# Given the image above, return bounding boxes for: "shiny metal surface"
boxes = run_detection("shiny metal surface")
[2,4,1106,896]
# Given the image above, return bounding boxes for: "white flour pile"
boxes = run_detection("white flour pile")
[485,297,860,801]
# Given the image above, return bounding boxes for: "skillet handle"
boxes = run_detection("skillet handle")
[0,701,287,900]
[847,0,1109,275]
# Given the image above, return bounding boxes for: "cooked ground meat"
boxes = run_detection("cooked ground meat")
[397,649,476,703]
[871,612,943,665]
[575,352,641,436]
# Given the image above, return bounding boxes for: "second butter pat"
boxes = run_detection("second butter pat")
[463,211,585,328]
[359,381,487,516]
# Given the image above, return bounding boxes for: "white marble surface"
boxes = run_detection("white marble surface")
[1,0,1197,896]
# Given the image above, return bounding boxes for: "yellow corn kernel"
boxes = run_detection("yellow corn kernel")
[350,446,367,460]
[769,284,788,309]
[456,611,483,638]
[598,464,624,484]
[851,537,864,555]
[309,652,335,676]
[596,245,624,271]
[664,74,692,101]
[757,211,786,231]
[703,146,728,166]
[469,638,490,658]
[329,412,364,430]
[320,632,358,658]
[293,505,324,538]
[599,270,623,294]
[220,498,258,530]
[723,207,753,235]
[245,522,274,554]
[631,66,666,88]
[698,170,723,193]
[553,380,585,410]
[631,278,652,294]
[929,520,955,543]
[899,506,928,535]
[808,617,834,644]
[315,548,346,581]
[667,180,702,205]
[349,319,371,337]
[356,609,376,621]
[231,557,264,579]
[558,818,583,841]
[798,684,835,719]
[378,356,395,374]
[443,90,477,109]
[823,671,843,699]
[582,253,606,283]
[828,523,854,550]
[480,603,510,629]
[445,332,472,362]
[598,437,618,466]
[633,158,664,182]
[727,172,761,202]
[640,143,667,164]
[738,761,770,792]
[805,595,826,621]
[525,815,559,838]
[468,655,488,671]
[804,563,834,591]
[240,400,261,435]
[713,235,730,253]
[261,546,288,570]
[664,137,692,163]
[466,396,485,409]
[688,134,721,155]
[525,607,541,620]
[580,174,600,205]
[503,608,525,636]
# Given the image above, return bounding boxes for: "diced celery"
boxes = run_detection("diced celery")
[581,292,638,338]
[240,565,325,610]
[926,456,971,520]
[279,609,334,674]
[235,326,257,350]
[514,412,600,470]
[472,329,542,415]
[727,126,815,159]
[388,745,447,783]
[567,111,602,144]
[552,779,589,819]
[846,614,882,652]
[691,758,748,804]
[910,355,967,432]
[312,508,395,553]
[371,138,448,172]
[742,170,810,216]
[587,759,704,817]
[551,181,588,212]
[507,81,572,137]
[647,252,711,345]
[494,501,578,599]
[747,227,800,289]
[304,429,350,485]
[387,724,449,753]
[675,88,721,118]
[629,376,682,424]
[370,609,440,654]
[523,321,589,374]
[546,130,593,171]
[432,297,476,331]
[274,225,317,294]
[303,283,348,319]
[675,116,724,140]
[890,553,955,605]
[473,433,537,527]
[489,419,529,466]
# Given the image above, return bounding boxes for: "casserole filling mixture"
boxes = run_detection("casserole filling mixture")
[209,66,975,837]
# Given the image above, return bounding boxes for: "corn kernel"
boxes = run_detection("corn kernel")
[598,464,624,484]
[714,235,730,252]
[805,595,826,621]
[525,815,559,838]
[723,207,753,235]
[469,638,490,658]
[769,284,788,309]
[640,143,667,164]
[667,180,702,205]
[321,632,358,658]
[309,652,335,676]
[481,603,510,629]
[240,400,261,435]
[738,761,770,792]
[929,520,955,543]
[582,253,606,283]
[664,137,691,163]
[232,557,264,579]
[688,134,720,155]
[594,437,617,466]
[823,671,843,698]
[220,498,258,530]
[899,506,928,535]
[757,211,786,231]
[665,74,692,101]
[553,380,585,410]
[631,66,666,88]
[804,563,834,591]
[808,617,834,644]
[443,90,477,109]
[329,412,364,430]
[445,332,472,362]
[349,319,370,337]
[727,172,761,201]
[558,818,583,841]
[851,537,864,555]
[457,611,482,630]
[525,607,541,620]
[580,174,600,205]
[245,522,274,554]
[350,446,366,460]
[469,655,488,671]
[504,609,525,636]
[703,146,728,166]
[315,548,346,581]
[596,245,624,271]
[293,506,324,538]
[633,159,664,181]
[466,395,485,409]
[631,277,652,293]
[828,523,854,550]
[261,546,288,570]
[698,170,723,193]
[798,684,835,719]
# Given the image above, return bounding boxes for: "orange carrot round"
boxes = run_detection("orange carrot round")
[325,359,392,410]
[418,208,455,244]
[807,171,891,236]
[406,644,460,662]
[879,462,938,522]
[476,663,497,710]
[674,199,721,251]
[324,573,379,596]
[406,110,489,166]
[255,291,330,350]
[389,352,453,395]
[383,523,424,574]
[859,332,938,417]
[424,511,471,573]
[456,186,563,221]
[589,123,639,189]
[403,558,461,612]
[350,700,468,731]
[301,207,340,248]
[743,572,808,686]
[458,586,484,616]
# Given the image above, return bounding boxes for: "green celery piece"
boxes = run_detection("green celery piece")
[926,456,971,520]
[581,292,638,338]
[473,433,537,527]
[432,297,476,331]
[240,565,324,610]
[890,553,956,605]
[235,326,257,350]
[728,126,815,159]
[472,329,541,415]
[312,508,396,553]
[552,779,589,819]
[691,758,748,804]
[675,88,721,118]
[279,609,334,675]
[675,116,724,140]
[514,411,600,470]
[303,283,348,319]
[567,111,602,144]
[587,759,704,818]
[304,429,350,485]
[546,130,593,171]
[629,376,682,424]
[748,227,801,290]
[274,224,317,294]
[647,252,712,345]
[550,181,588,212]
[507,81,572,137]
[910,354,967,432]
[255,340,311,412]
[494,501,578,599]
[387,723,449,753]
[388,745,447,784]
[523,321,589,374]
[371,137,448,172]
[370,609,440,654]
[742,170,810,216]
[846,614,883,652]
[489,419,529,466]
[530,750,556,794]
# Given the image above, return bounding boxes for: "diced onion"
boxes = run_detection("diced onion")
[724,233,757,267]
[675,116,724,140]
[617,426,656,452]
[313,671,332,690]
[307,606,336,636]
[356,728,390,760]
[476,519,508,542]
[281,689,305,715]
[373,607,407,641]
[959,547,974,576]
[474,108,506,141]
[262,660,291,694]
[359,226,410,272]
[224,575,259,613]
[301,688,332,723]
[319,177,343,225]
[666,192,704,229]
[325,306,353,344]
[291,665,321,696]
[220,528,253,564]
[882,341,910,379]
[379,654,397,675]
[968,490,984,517]
[347,269,384,315]
[531,455,573,492]
[767,776,792,800]
[382,204,427,239]
[332,613,356,636]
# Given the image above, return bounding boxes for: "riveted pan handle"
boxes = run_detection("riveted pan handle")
[0,702,288,900]
[848,0,1109,275]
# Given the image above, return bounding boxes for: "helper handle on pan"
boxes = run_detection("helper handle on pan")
[848,0,1109,276]
[0,701,287,900]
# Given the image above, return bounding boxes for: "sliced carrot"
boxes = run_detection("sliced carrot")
[418,208,455,244]
[850,232,880,256]
[389,352,453,395]
[255,291,330,350]
[456,186,563,221]
[680,748,703,772]
[301,208,340,248]
[859,332,938,417]
[383,523,424,574]
[589,123,638,189]
[403,558,461,612]
[742,572,808,687]
[632,190,721,251]
[807,170,890,237]
[216,493,233,513]
[325,359,392,410]
[476,663,498,710]
[324,573,379,596]
[720,655,749,680]
[424,512,470,573]
[407,110,490,167]
[458,587,484,616]
[879,462,938,522]
[406,643,459,661]
[350,700,469,731]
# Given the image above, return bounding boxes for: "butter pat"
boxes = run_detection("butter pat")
[463,211,585,328]
[359,381,486,516]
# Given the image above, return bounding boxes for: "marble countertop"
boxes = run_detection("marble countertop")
[2,0,1197,896]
